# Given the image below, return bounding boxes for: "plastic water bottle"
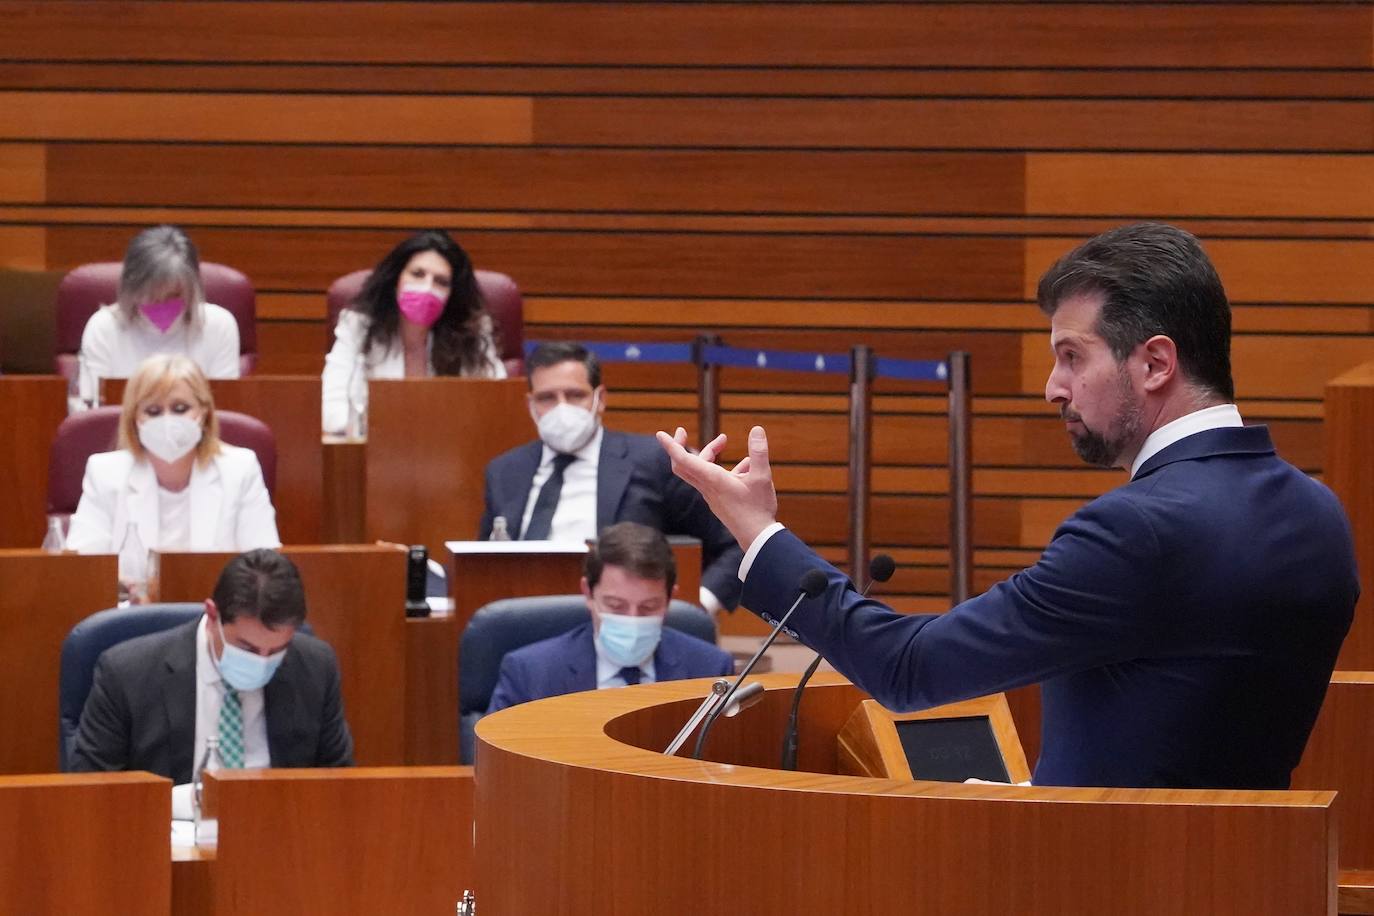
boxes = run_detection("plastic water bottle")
[489,516,511,541]
[41,515,66,553]
[116,525,148,605]
[193,735,222,848]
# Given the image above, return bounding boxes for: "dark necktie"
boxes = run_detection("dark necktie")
[521,453,576,540]
[618,666,642,686]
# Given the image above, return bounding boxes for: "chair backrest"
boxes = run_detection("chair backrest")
[325,268,525,376]
[58,602,205,770]
[457,595,717,763]
[54,261,258,378]
[47,408,278,517]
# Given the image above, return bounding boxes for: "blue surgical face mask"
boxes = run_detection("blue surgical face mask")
[594,610,663,668]
[215,616,288,691]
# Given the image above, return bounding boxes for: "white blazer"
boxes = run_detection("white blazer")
[66,445,282,554]
[321,309,506,434]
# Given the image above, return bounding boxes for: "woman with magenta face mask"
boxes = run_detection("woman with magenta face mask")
[78,225,241,383]
[321,229,506,434]
[66,354,281,555]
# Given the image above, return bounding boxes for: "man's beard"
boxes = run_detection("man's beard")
[1063,370,1143,469]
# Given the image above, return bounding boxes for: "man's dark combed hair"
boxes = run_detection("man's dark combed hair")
[584,522,676,595]
[1036,222,1234,402]
[212,549,308,629]
[526,341,601,389]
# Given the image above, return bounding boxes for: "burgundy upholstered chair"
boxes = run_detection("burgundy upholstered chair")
[47,407,278,522]
[325,268,525,376]
[54,262,259,379]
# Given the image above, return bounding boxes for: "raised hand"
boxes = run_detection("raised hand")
[656,425,779,549]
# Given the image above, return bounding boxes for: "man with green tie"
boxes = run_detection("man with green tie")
[71,548,353,785]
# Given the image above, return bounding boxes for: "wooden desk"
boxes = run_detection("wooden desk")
[174,766,473,916]
[105,376,325,545]
[366,378,529,559]
[0,376,66,548]
[156,545,408,766]
[0,771,170,916]
[1292,672,1374,913]
[1326,363,1374,669]
[403,541,703,764]
[476,673,1337,914]
[0,551,117,774]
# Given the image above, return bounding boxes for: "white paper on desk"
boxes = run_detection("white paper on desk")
[171,782,194,820]
[171,819,196,847]
[963,777,1032,787]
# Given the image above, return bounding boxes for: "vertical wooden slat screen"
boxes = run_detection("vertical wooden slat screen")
[1,2,1372,609]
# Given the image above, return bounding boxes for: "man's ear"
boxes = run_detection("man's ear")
[1139,335,1178,393]
[204,598,219,624]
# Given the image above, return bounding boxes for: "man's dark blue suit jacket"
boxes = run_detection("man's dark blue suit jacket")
[481,429,744,609]
[744,426,1359,789]
[486,621,734,714]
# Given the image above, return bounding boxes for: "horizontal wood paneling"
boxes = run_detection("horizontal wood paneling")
[534,97,1374,151]
[44,226,1027,301]
[44,145,1025,215]
[2,3,1369,68]
[0,0,1366,605]
[6,64,1374,99]
[0,92,532,144]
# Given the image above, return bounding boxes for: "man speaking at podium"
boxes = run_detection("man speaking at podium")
[659,222,1359,790]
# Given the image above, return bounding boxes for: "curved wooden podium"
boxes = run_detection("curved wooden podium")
[476,673,1337,915]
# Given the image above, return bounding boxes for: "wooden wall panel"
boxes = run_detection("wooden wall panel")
[45,145,1026,215]
[2,3,1368,68]
[0,0,1367,606]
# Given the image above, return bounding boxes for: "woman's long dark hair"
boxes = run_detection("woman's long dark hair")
[351,229,496,375]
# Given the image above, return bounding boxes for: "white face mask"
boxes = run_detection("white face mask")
[138,413,203,463]
[533,392,600,455]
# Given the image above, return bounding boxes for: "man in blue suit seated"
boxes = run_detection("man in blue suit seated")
[486,521,735,713]
[479,341,744,614]
[658,222,1359,790]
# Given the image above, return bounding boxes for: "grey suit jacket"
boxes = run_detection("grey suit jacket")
[70,619,354,785]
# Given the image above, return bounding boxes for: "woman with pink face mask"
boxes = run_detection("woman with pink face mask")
[66,354,280,555]
[321,229,506,433]
[78,225,242,383]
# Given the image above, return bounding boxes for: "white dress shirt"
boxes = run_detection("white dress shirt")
[191,615,270,784]
[595,645,657,688]
[80,303,241,381]
[519,426,603,542]
[1129,403,1243,478]
[739,404,1246,581]
[158,486,192,551]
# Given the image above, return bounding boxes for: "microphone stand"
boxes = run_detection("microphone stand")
[691,570,826,760]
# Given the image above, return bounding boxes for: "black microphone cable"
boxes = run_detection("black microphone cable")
[690,567,828,761]
[779,554,896,771]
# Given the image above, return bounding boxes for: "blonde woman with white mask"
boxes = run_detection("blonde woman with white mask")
[66,354,281,554]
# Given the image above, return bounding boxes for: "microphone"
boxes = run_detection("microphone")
[690,568,828,760]
[779,553,895,771]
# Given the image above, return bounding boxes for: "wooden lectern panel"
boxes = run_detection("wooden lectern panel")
[365,378,530,559]
[0,377,67,548]
[156,545,408,765]
[0,551,117,774]
[837,694,1031,784]
[193,767,473,916]
[0,772,170,916]
[1326,362,1374,669]
[476,673,1336,915]
[105,376,325,545]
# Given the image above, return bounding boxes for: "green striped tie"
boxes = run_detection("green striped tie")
[217,687,245,769]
